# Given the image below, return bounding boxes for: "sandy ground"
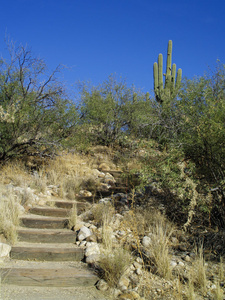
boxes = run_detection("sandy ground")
[0,285,109,300]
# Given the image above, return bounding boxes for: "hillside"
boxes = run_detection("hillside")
[0,146,224,299]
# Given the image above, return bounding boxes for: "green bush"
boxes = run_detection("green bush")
[0,42,78,162]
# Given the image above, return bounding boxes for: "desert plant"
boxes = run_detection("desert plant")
[148,218,173,279]
[92,202,115,227]
[191,245,207,294]
[153,40,182,104]
[68,203,77,229]
[0,185,20,243]
[98,247,132,288]
[0,41,78,162]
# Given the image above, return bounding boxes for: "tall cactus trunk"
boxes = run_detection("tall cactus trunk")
[153,40,182,104]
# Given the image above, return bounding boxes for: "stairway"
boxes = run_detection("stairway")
[0,170,127,288]
[1,200,98,287]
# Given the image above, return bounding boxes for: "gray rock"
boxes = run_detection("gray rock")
[85,243,100,257]
[96,279,109,291]
[142,236,152,248]
[170,260,177,268]
[0,243,11,257]
[85,254,100,263]
[77,226,92,241]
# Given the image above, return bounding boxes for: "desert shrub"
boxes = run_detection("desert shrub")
[0,41,78,162]
[92,202,115,227]
[98,248,132,287]
[0,185,20,243]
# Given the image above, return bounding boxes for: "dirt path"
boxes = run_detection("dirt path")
[1,285,109,300]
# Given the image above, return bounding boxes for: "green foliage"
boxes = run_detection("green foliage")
[153,40,182,104]
[0,42,78,161]
[78,75,148,146]
[146,62,225,228]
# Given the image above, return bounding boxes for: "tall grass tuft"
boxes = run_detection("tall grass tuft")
[98,248,132,288]
[0,186,20,243]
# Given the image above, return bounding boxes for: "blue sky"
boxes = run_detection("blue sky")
[1,0,225,95]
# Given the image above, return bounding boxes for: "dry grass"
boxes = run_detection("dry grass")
[43,153,101,199]
[68,203,77,229]
[148,218,173,280]
[0,185,20,243]
[101,206,114,250]
[122,204,174,280]
[190,245,207,294]
[98,248,132,288]
[92,202,115,227]
[0,161,30,186]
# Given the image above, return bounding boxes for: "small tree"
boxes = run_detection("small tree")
[0,42,78,162]
[78,75,145,146]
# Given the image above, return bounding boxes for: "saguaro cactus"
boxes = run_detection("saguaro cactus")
[153,40,182,103]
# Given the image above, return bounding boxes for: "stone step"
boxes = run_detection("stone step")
[17,228,76,243]
[20,215,69,229]
[47,200,90,211]
[96,186,128,197]
[10,242,84,261]
[101,170,123,178]
[29,206,70,217]
[1,261,98,287]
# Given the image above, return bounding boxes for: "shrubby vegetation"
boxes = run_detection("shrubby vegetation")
[0,40,225,230]
[0,42,78,161]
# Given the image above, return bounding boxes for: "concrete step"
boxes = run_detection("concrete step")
[20,215,69,229]
[10,242,84,261]
[1,261,97,287]
[17,228,76,243]
[29,206,70,217]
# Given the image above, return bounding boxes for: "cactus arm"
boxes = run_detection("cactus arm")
[158,54,163,97]
[171,63,176,88]
[175,68,182,90]
[165,40,172,90]
[153,62,159,98]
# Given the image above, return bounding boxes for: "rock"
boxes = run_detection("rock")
[118,276,130,290]
[79,190,92,197]
[99,183,111,191]
[99,197,112,204]
[184,255,191,262]
[98,163,110,171]
[79,241,87,247]
[86,234,97,243]
[170,260,177,268]
[96,279,109,291]
[85,243,100,257]
[0,234,7,243]
[119,291,140,299]
[133,262,142,270]
[136,257,143,264]
[77,226,92,241]
[171,237,179,244]
[0,243,11,257]
[113,289,122,298]
[178,244,187,251]
[142,236,152,248]
[16,202,25,214]
[129,274,139,286]
[86,254,100,263]
[136,268,142,275]
[178,261,185,267]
